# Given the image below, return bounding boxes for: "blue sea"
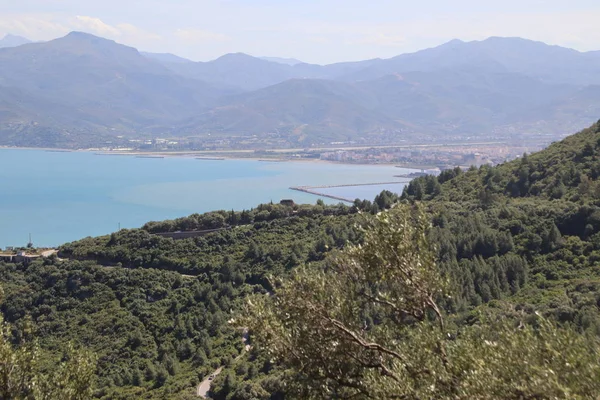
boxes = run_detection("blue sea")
[0,149,413,247]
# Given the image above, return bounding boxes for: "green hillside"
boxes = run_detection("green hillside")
[231,120,600,399]
[1,203,363,399]
[415,118,600,202]
[402,119,600,329]
[2,122,600,398]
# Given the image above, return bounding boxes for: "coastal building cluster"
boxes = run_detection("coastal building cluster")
[318,142,543,167]
[84,123,570,155]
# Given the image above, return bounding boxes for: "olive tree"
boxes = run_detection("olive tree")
[241,204,600,399]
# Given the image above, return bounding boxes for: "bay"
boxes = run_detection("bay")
[0,149,413,247]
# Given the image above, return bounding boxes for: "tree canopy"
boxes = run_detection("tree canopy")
[243,205,600,399]
[0,286,96,400]
[4,121,600,398]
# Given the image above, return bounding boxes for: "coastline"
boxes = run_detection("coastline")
[0,145,426,169]
[0,148,415,247]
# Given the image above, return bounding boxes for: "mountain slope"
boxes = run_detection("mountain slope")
[0,33,600,147]
[169,37,600,143]
[185,68,580,142]
[0,84,120,147]
[166,53,382,91]
[340,39,507,82]
[343,37,600,85]
[0,32,229,146]
[0,34,31,48]
[141,51,193,64]
[166,53,299,91]
[180,79,405,144]
[421,119,600,202]
[395,120,600,372]
[354,70,577,133]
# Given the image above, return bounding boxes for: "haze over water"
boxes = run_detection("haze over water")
[0,149,412,247]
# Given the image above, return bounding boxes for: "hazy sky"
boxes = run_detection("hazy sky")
[1,0,600,64]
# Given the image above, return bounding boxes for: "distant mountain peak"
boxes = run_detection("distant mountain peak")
[60,31,137,49]
[426,39,465,51]
[0,33,32,48]
[443,38,465,46]
[63,31,114,42]
[210,52,264,63]
[51,31,141,57]
[220,52,250,57]
[3,33,28,40]
[482,36,538,42]
[260,56,304,66]
[209,52,284,68]
[66,31,94,38]
[439,36,573,51]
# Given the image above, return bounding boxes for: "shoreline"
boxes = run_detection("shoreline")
[0,147,418,248]
[0,145,428,169]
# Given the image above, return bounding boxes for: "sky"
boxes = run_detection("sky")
[1,0,600,64]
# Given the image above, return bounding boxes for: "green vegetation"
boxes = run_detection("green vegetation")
[3,121,600,398]
[0,287,96,400]
[243,205,600,398]
[400,120,600,331]
[1,203,364,398]
[223,120,600,398]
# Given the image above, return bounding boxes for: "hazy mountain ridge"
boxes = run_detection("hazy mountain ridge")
[165,52,302,91]
[1,32,600,147]
[335,37,600,85]
[0,32,232,146]
[141,51,193,64]
[0,34,32,48]
[179,78,404,143]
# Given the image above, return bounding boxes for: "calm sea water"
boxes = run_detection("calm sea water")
[0,149,414,247]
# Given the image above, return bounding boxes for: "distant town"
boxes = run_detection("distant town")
[82,128,568,169]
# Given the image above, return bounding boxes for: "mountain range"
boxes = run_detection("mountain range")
[0,32,599,148]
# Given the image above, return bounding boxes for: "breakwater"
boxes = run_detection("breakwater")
[0,148,408,246]
[290,181,408,203]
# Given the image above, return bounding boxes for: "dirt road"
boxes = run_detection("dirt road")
[197,367,223,398]
[196,329,250,397]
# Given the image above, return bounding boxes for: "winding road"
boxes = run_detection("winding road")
[196,329,250,398]
[197,367,223,397]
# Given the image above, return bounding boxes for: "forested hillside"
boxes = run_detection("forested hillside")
[233,120,600,399]
[1,203,366,399]
[402,119,600,329]
[218,120,600,398]
[2,122,600,398]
